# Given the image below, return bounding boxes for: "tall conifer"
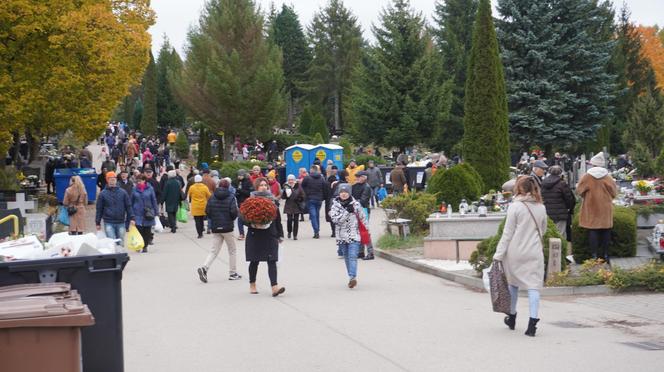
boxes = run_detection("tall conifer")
[140,52,158,135]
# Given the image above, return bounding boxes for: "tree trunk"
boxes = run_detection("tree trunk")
[334,90,341,133]
[27,128,40,164]
[223,133,234,161]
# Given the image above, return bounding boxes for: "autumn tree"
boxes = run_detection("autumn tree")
[637,26,664,90]
[0,0,154,161]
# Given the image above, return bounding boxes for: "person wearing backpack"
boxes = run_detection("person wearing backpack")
[197,179,242,283]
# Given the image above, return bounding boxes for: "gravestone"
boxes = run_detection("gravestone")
[547,238,562,281]
[6,193,37,215]
[24,213,51,240]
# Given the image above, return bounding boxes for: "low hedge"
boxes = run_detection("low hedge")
[571,206,637,262]
[344,155,386,168]
[210,160,266,179]
[425,163,482,207]
[547,259,664,292]
[469,217,568,273]
[381,192,437,234]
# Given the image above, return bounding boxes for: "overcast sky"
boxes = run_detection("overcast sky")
[149,0,664,56]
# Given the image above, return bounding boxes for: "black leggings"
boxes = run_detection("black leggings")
[167,212,177,231]
[194,216,205,236]
[249,261,277,286]
[286,214,299,237]
[588,228,611,260]
[137,225,153,245]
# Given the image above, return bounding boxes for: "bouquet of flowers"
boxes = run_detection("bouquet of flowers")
[240,197,278,229]
[634,180,654,195]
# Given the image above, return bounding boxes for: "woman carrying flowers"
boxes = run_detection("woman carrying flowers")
[241,177,285,296]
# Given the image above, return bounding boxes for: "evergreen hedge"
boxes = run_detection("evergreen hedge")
[210,160,266,179]
[425,164,482,207]
[571,206,637,262]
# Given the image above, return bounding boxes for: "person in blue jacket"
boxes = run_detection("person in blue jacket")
[96,171,134,246]
[131,174,159,252]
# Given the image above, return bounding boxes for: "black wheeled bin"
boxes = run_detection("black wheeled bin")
[0,253,129,372]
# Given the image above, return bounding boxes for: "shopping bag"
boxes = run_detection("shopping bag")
[153,216,164,233]
[96,230,107,240]
[160,214,170,228]
[125,225,144,252]
[355,211,371,246]
[482,266,491,292]
[177,203,188,223]
[489,261,511,314]
[58,206,70,226]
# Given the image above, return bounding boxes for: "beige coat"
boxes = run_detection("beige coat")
[493,196,547,290]
[576,167,617,229]
[63,186,87,232]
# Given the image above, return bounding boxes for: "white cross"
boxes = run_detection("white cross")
[7,193,36,216]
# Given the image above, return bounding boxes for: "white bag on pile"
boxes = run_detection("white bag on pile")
[0,236,44,260]
[46,232,97,256]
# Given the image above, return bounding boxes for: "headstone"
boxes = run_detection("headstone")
[547,238,562,281]
[7,193,36,215]
[24,213,50,240]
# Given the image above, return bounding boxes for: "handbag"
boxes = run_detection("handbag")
[489,261,511,314]
[355,211,371,245]
[144,206,155,220]
[58,206,70,226]
[67,194,80,216]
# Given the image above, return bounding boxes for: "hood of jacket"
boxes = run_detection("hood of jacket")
[587,167,609,179]
[214,188,232,200]
[541,175,561,190]
[309,172,322,180]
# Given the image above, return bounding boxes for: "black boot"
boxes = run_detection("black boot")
[525,318,540,337]
[504,313,516,330]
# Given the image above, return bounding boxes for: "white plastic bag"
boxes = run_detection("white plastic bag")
[153,216,164,233]
[96,230,107,240]
[482,265,491,292]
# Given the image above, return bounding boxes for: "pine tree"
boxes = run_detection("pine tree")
[156,37,186,129]
[269,5,311,129]
[350,0,447,152]
[140,51,158,135]
[433,0,478,152]
[298,105,314,135]
[623,91,664,159]
[174,0,285,159]
[497,0,616,151]
[306,0,363,133]
[309,111,329,143]
[133,98,143,130]
[462,0,510,190]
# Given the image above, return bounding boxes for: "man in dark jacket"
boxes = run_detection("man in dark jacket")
[144,168,161,206]
[541,165,576,241]
[197,179,241,283]
[45,157,56,194]
[365,160,383,208]
[301,165,329,239]
[233,169,253,239]
[118,170,134,199]
[96,171,135,246]
[162,170,183,233]
[352,171,374,260]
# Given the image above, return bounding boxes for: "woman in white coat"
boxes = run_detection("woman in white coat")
[493,176,547,337]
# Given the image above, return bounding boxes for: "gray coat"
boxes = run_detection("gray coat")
[366,166,383,187]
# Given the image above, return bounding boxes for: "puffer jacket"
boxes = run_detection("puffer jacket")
[95,186,134,226]
[131,184,158,227]
[301,172,328,201]
[206,188,238,233]
[352,182,372,208]
[541,175,576,221]
[329,197,367,244]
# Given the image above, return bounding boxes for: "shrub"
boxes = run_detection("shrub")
[174,131,190,159]
[425,163,482,207]
[457,162,485,193]
[339,138,352,159]
[312,132,325,145]
[469,218,568,273]
[0,167,19,191]
[267,133,314,152]
[210,160,266,179]
[607,262,664,292]
[381,192,437,233]
[345,155,386,168]
[571,206,637,262]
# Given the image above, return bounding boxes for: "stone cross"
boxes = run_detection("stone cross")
[547,238,562,281]
[7,193,36,216]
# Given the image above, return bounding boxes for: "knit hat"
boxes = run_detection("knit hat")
[194,175,203,183]
[590,152,605,167]
[338,183,351,195]
[287,174,296,180]
[105,171,117,181]
[210,170,219,178]
[238,169,247,177]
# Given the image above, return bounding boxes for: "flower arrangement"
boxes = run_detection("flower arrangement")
[239,197,277,227]
[634,180,653,195]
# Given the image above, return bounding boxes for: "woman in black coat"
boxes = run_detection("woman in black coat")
[281,175,305,240]
[245,177,285,296]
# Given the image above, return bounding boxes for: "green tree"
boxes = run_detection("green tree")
[462,0,510,190]
[174,0,285,159]
[351,0,448,152]
[312,132,325,145]
[175,130,190,159]
[497,0,616,151]
[306,0,363,133]
[433,0,478,152]
[156,37,186,129]
[309,110,329,143]
[298,105,314,135]
[269,5,311,129]
[133,98,143,130]
[623,91,664,159]
[140,51,158,135]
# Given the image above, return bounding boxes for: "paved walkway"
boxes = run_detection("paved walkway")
[121,205,664,371]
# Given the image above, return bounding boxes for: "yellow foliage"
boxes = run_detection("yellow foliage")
[0,1,154,155]
[637,26,664,90]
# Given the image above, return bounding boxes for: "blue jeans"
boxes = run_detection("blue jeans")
[339,241,360,278]
[104,222,127,246]
[509,285,540,318]
[308,199,322,234]
[237,216,245,236]
[371,186,380,207]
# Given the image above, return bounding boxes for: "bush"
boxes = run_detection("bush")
[339,138,352,159]
[312,132,325,145]
[425,163,482,207]
[457,162,485,193]
[381,192,437,233]
[571,206,637,262]
[607,262,664,292]
[345,155,386,168]
[0,167,19,191]
[174,131,190,159]
[469,218,568,274]
[210,160,266,179]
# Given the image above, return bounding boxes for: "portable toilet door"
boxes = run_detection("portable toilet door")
[312,144,344,173]
[285,144,314,179]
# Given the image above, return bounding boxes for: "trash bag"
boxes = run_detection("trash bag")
[153,216,164,233]
[489,261,511,314]
[125,225,144,252]
[96,230,107,240]
[177,203,188,223]
[58,206,70,226]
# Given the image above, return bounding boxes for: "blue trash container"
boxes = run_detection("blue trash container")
[54,168,98,203]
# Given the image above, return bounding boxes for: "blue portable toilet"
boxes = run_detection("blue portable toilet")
[311,144,344,172]
[54,168,98,203]
[285,144,314,179]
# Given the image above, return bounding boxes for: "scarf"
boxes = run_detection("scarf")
[137,183,147,192]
